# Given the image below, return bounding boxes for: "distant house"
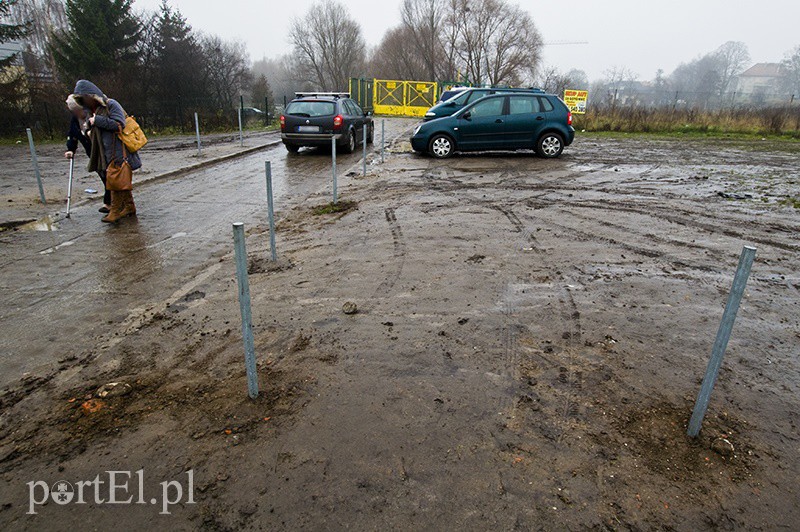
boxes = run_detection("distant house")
[0,40,29,109]
[734,63,785,104]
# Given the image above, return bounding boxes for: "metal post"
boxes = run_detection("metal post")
[331,136,337,204]
[26,128,46,205]
[264,96,269,125]
[381,119,385,163]
[194,112,202,156]
[362,125,367,176]
[232,222,259,399]
[66,158,74,218]
[687,246,757,437]
[43,102,52,139]
[265,162,277,262]
[238,108,243,147]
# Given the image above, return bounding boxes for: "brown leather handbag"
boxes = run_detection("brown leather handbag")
[106,138,133,191]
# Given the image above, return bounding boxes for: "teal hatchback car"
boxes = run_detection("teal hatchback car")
[411,92,575,158]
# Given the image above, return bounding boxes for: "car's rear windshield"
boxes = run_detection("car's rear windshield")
[285,101,336,117]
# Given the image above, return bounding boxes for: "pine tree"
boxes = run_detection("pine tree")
[0,0,30,110]
[152,1,202,117]
[50,0,141,88]
[251,73,273,114]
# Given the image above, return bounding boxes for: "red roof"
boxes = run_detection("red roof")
[740,63,782,78]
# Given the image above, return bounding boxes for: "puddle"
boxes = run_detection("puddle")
[6,215,59,232]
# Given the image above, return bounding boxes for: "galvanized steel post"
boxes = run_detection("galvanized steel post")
[238,108,244,147]
[381,119,385,163]
[363,125,367,176]
[26,128,46,205]
[687,246,756,437]
[331,136,337,204]
[265,162,277,262]
[194,112,202,156]
[232,222,259,399]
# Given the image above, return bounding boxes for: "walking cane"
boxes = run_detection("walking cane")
[66,157,75,218]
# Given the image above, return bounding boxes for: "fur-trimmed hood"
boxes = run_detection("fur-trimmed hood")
[73,80,107,108]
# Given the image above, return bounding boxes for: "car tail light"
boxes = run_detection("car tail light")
[567,112,573,126]
[280,114,285,130]
[333,114,343,129]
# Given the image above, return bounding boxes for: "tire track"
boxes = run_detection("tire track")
[565,200,800,253]
[373,207,406,297]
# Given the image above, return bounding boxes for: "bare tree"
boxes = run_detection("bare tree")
[400,0,444,80]
[713,41,750,96]
[450,0,542,86]
[781,45,800,98]
[537,66,579,95]
[199,34,252,109]
[369,25,428,80]
[8,0,67,76]
[288,0,366,91]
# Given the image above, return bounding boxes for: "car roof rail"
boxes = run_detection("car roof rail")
[294,92,350,99]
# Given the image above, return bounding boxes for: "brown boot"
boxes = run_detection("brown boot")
[119,190,137,218]
[101,191,125,223]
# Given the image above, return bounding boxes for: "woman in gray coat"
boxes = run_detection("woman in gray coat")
[73,80,142,223]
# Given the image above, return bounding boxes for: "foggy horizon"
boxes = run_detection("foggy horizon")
[135,0,800,82]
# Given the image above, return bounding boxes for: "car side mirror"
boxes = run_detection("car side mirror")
[365,111,372,116]
[461,112,472,121]
[446,101,456,107]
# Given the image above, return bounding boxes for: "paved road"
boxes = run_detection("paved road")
[0,119,416,388]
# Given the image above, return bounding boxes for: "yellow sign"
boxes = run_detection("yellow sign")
[563,89,588,114]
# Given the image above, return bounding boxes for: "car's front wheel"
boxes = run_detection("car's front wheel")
[341,129,356,153]
[429,134,454,159]
[536,132,564,158]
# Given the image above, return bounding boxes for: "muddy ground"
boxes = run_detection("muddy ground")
[0,121,799,530]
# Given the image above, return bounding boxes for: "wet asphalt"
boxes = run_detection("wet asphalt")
[0,119,416,388]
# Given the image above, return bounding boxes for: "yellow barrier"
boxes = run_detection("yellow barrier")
[374,79,437,117]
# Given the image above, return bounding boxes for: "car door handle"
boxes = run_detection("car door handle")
[495,119,504,123]
[536,116,544,121]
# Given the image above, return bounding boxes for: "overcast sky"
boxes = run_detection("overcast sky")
[134,0,800,81]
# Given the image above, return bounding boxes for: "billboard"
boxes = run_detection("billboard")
[563,90,588,114]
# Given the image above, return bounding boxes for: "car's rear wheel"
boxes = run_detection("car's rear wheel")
[429,134,454,159]
[285,144,299,153]
[341,129,356,153]
[536,132,564,158]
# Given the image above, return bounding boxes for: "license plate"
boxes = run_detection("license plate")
[297,125,320,133]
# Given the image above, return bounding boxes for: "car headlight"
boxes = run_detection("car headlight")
[413,125,422,136]
[425,112,435,117]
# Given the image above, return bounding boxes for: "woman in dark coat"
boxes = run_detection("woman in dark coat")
[73,79,142,223]
[64,94,111,212]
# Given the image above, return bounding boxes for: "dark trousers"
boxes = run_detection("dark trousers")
[98,170,111,205]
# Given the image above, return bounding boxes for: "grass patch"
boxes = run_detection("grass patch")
[573,106,800,140]
[311,200,358,216]
[779,197,800,209]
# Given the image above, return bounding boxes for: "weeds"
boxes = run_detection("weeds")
[311,200,358,216]
[576,105,800,139]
